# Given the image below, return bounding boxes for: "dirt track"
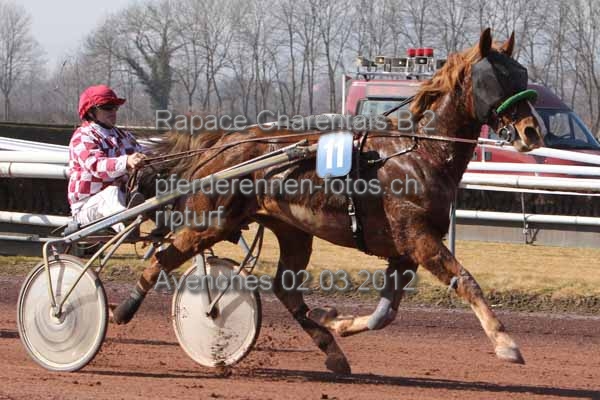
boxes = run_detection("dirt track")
[1,276,599,400]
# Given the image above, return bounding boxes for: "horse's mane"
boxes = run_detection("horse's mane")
[409,44,483,123]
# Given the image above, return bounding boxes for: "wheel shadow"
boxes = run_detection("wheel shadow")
[82,369,228,380]
[0,329,19,339]
[104,337,179,347]
[254,345,313,353]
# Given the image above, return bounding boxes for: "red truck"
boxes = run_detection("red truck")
[342,50,600,215]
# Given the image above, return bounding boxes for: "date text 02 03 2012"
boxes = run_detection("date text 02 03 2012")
[154,268,418,293]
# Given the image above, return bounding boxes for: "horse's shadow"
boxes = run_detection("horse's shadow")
[81,367,599,399]
[247,368,600,399]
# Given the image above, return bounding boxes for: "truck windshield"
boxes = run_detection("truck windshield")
[357,99,410,116]
[535,109,600,150]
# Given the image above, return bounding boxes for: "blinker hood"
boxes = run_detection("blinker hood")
[471,52,529,123]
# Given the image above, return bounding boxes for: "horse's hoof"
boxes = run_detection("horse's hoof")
[308,307,338,325]
[111,290,145,325]
[495,345,525,364]
[325,353,351,375]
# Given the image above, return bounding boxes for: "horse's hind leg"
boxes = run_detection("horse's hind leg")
[414,233,525,364]
[112,196,249,324]
[269,223,351,375]
[309,256,417,336]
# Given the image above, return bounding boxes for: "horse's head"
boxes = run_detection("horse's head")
[471,28,545,152]
[410,29,544,152]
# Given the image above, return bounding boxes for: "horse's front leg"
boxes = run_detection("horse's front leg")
[414,233,525,364]
[309,257,417,336]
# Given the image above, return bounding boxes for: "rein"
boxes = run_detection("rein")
[382,96,416,117]
[140,128,480,171]
[138,88,537,172]
[142,132,325,169]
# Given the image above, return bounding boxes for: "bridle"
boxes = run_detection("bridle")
[488,89,538,143]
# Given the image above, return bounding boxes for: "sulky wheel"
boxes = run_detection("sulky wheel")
[17,255,108,372]
[172,256,261,368]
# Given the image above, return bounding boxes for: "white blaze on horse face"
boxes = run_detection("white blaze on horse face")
[528,101,547,137]
[513,101,545,151]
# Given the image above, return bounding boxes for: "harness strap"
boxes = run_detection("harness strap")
[372,131,478,144]
[346,197,364,250]
[346,132,371,255]
[367,137,418,165]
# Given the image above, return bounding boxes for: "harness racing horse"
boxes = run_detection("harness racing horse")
[113,29,544,374]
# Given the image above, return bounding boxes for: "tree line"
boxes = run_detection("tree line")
[0,0,599,136]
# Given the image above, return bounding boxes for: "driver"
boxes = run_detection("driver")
[68,85,146,231]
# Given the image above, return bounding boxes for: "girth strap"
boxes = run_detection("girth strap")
[346,132,371,255]
[347,195,369,254]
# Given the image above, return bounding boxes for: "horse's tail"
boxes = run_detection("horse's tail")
[145,129,225,177]
[135,128,225,200]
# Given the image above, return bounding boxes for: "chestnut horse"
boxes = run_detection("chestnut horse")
[113,29,544,374]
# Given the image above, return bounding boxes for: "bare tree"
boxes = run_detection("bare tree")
[352,0,391,58]
[566,0,600,134]
[85,18,122,87]
[11,59,49,123]
[314,0,354,112]
[0,1,40,121]
[172,0,206,111]
[111,0,182,111]
[520,1,569,94]
[233,0,279,118]
[393,0,433,50]
[227,35,255,117]
[271,0,306,115]
[498,0,542,60]
[432,0,471,54]
[297,0,321,114]
[472,0,502,34]
[198,0,236,113]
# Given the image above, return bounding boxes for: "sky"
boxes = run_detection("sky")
[18,0,134,68]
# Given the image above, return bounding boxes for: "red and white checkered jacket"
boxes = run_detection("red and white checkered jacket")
[68,121,143,210]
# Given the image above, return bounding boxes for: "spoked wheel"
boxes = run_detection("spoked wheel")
[172,257,262,367]
[17,255,108,371]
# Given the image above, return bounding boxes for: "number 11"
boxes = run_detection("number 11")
[325,138,344,169]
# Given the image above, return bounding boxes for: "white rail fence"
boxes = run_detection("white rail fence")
[1,137,600,245]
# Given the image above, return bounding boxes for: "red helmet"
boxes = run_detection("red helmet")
[78,85,126,120]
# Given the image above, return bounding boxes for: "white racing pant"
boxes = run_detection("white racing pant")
[71,185,128,232]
